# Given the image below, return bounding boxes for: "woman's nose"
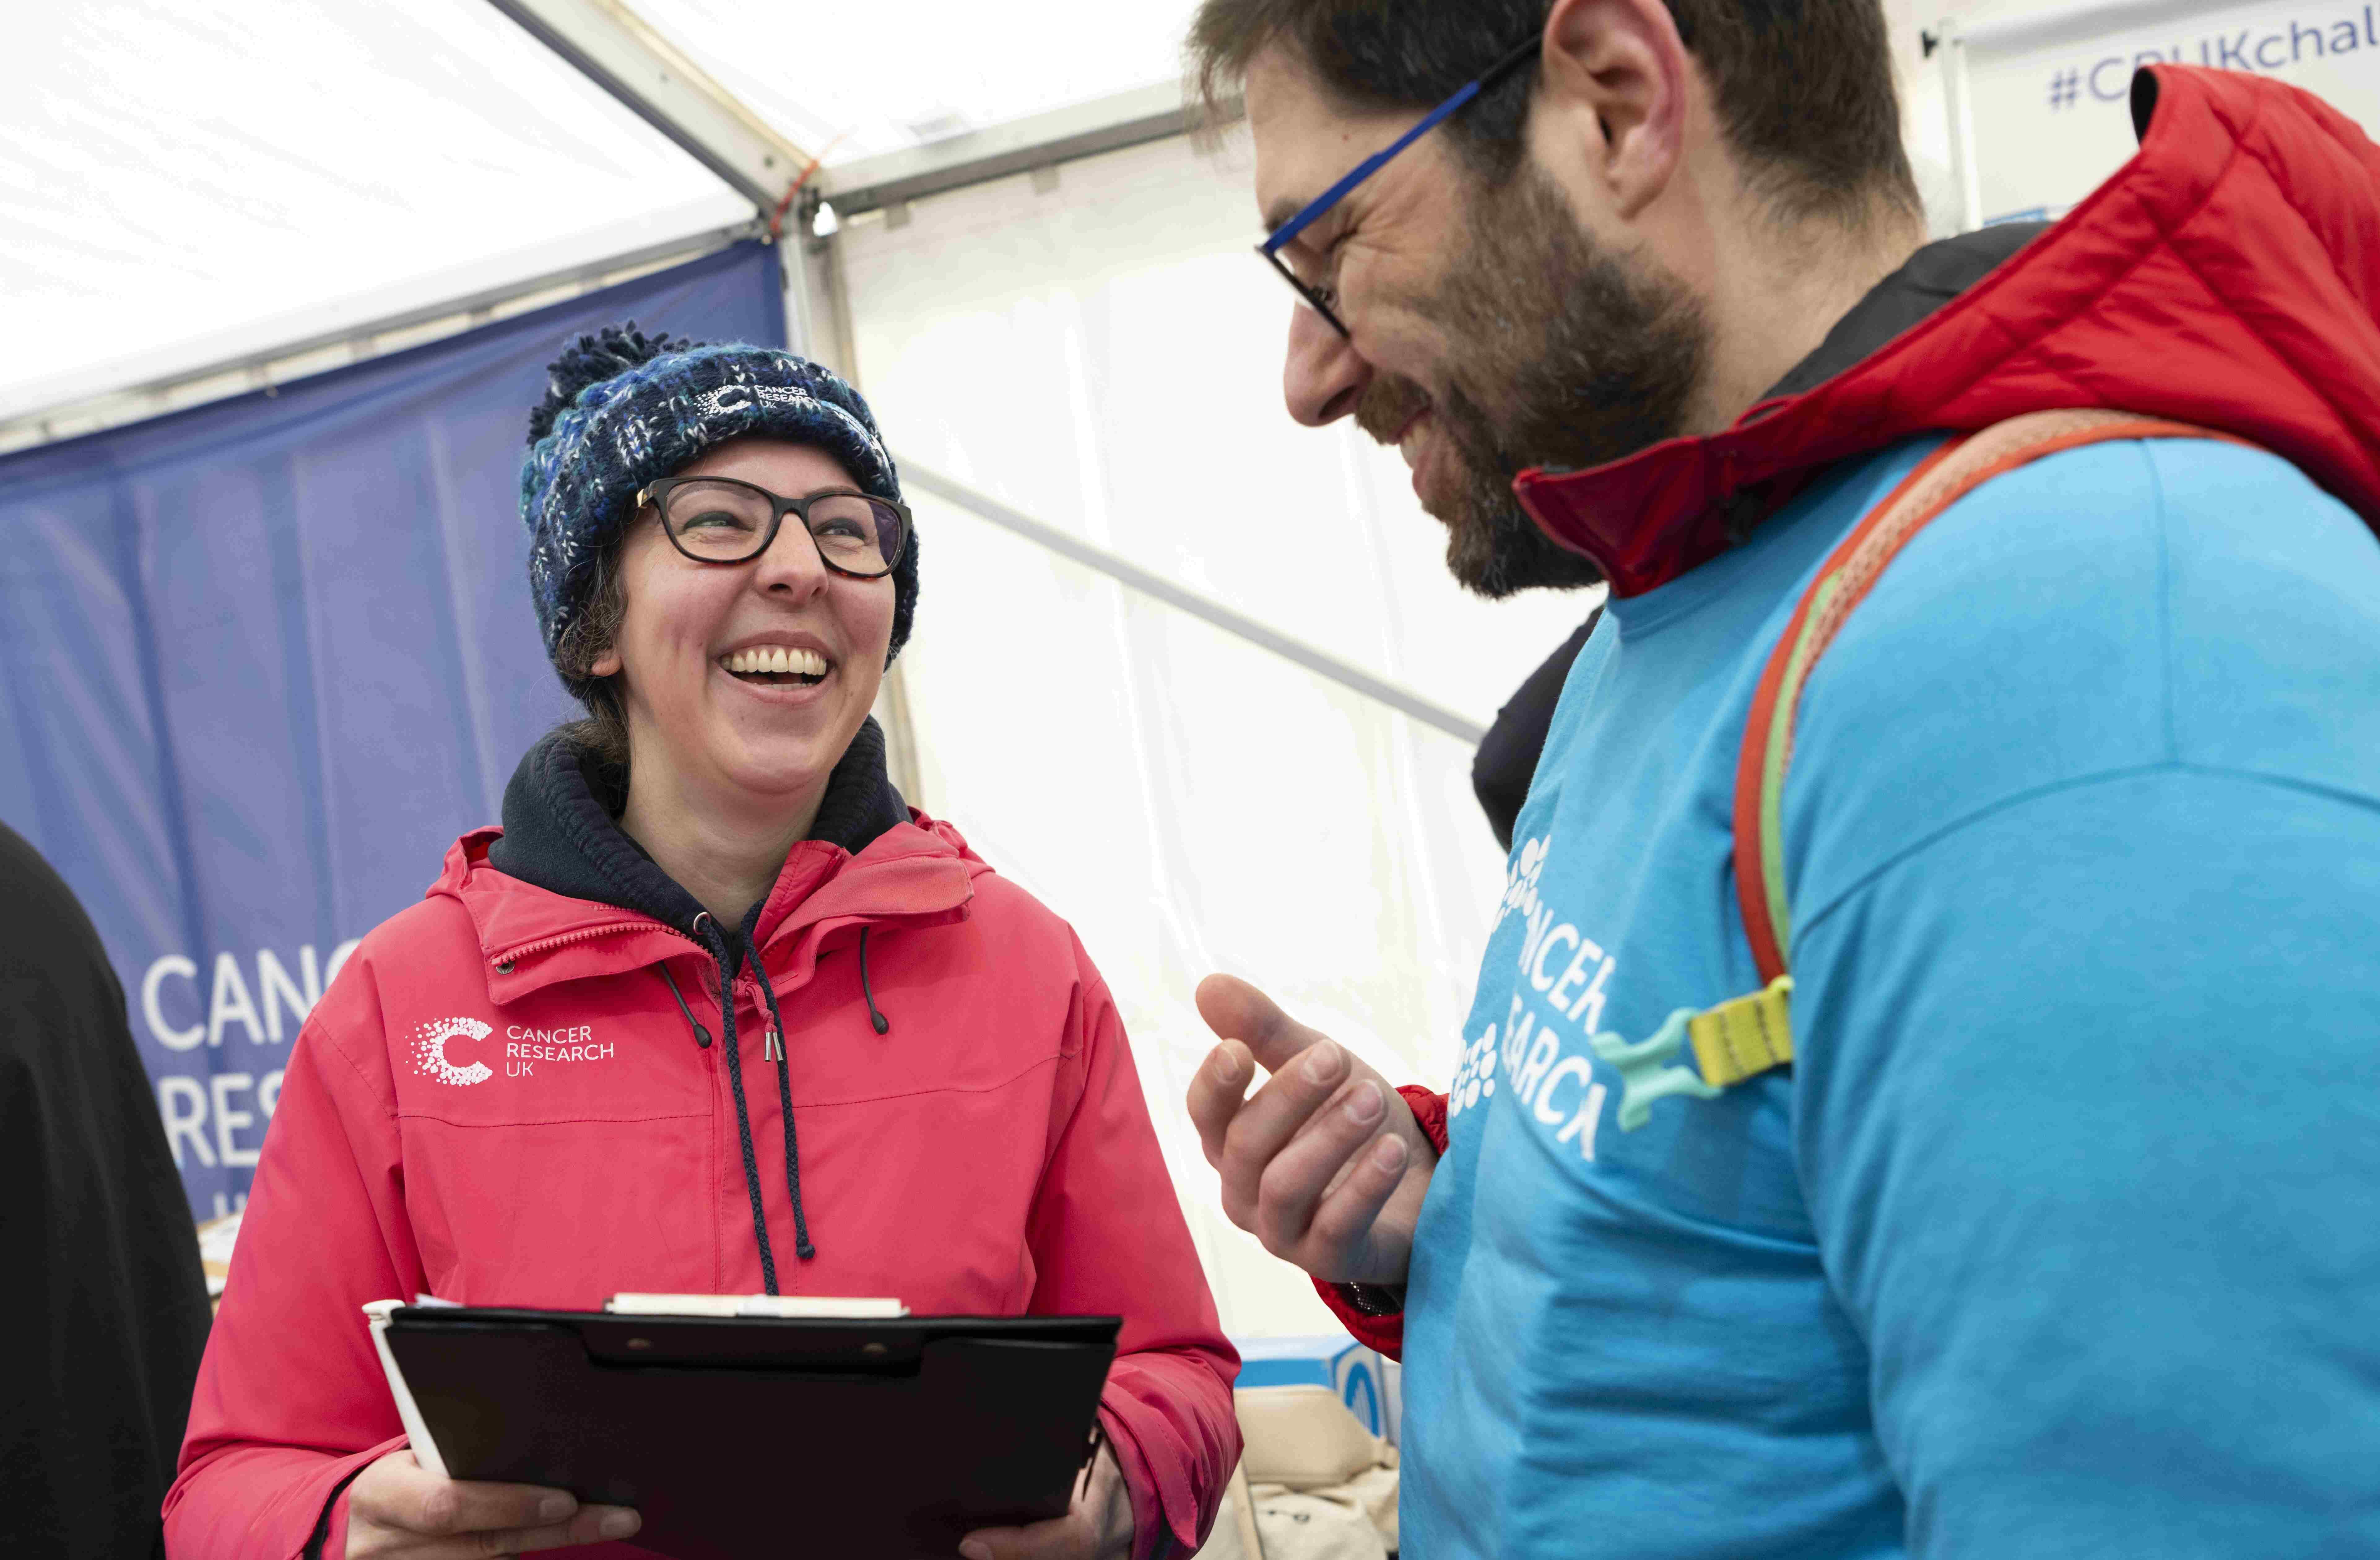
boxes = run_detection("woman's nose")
[754,520,831,599]
[1283,304,1370,428]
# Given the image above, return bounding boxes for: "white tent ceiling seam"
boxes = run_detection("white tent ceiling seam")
[482,2,1240,233]
[901,460,1491,746]
[815,85,1242,223]
[483,0,818,217]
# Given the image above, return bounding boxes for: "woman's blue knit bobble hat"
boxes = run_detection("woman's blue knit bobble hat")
[520,322,917,668]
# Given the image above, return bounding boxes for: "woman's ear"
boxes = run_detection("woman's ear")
[590,647,623,678]
[1537,0,1692,223]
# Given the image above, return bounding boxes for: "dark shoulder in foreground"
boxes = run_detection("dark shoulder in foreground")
[0,819,214,1558]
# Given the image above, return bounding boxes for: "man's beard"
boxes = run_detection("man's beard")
[1357,163,1711,598]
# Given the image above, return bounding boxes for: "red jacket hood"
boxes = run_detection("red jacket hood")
[429,811,986,1005]
[1519,65,2380,596]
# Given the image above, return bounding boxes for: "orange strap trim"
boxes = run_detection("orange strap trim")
[1731,411,2243,984]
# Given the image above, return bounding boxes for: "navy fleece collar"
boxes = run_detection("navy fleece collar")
[486,715,910,951]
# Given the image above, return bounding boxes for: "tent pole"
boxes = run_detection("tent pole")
[480,0,814,216]
[1939,21,1985,232]
[898,460,1489,747]
[797,231,930,804]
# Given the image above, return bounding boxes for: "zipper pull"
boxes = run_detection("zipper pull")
[655,961,715,1049]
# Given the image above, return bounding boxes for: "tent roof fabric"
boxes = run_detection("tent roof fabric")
[3,0,1200,421]
[631,0,1200,166]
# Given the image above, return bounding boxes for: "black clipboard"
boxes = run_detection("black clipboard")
[374,1305,1120,1560]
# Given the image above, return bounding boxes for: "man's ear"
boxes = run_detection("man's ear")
[1535,0,1692,221]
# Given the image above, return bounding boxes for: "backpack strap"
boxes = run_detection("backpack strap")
[1712,409,2240,1071]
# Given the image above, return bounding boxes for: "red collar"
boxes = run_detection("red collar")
[1514,66,2380,596]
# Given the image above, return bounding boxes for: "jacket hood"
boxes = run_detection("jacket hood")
[438,717,979,1003]
[1519,65,2380,596]
[484,715,911,948]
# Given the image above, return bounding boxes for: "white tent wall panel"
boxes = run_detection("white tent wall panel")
[896,497,1495,1333]
[836,130,1595,734]
[838,131,1595,1334]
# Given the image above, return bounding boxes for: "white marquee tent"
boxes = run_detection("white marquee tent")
[8,0,2375,1336]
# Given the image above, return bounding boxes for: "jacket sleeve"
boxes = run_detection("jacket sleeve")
[1026,950,1242,1560]
[1307,1086,1448,1360]
[1792,771,2380,1557]
[164,972,424,1559]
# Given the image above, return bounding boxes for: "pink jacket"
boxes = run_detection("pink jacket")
[167,812,1239,1558]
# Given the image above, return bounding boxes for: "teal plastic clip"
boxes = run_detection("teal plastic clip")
[1586,1008,1720,1132]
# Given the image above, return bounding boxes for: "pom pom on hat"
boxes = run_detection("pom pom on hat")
[519,321,918,671]
[528,323,696,444]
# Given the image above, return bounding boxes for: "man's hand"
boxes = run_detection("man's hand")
[958,1443,1131,1560]
[344,1449,639,1558]
[1187,975,1438,1288]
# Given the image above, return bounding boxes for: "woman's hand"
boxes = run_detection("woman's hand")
[1187,974,1439,1287]
[958,1444,1131,1560]
[344,1449,640,1557]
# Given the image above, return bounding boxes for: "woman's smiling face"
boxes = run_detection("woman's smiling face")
[593,436,896,817]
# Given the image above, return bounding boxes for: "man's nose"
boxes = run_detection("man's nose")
[1283,304,1369,428]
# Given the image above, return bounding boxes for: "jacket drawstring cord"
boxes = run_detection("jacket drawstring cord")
[690,911,782,1295]
[751,963,818,1261]
[859,926,892,1035]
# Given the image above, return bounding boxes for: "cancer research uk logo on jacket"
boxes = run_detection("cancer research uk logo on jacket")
[1452,835,1613,1160]
[410,1018,616,1085]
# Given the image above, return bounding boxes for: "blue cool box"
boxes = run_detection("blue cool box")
[1233,1335,1398,1441]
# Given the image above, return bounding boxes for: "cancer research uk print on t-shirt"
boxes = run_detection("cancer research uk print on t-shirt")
[1443,836,1613,1153]
[1398,796,1858,1558]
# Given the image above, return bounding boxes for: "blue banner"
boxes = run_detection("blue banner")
[0,240,786,1218]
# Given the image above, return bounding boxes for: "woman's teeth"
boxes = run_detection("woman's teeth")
[722,645,829,683]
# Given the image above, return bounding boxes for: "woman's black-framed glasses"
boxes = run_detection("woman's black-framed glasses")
[638,476,910,578]
[1256,33,1543,339]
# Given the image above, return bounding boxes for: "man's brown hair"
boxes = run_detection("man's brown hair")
[1189,0,1917,225]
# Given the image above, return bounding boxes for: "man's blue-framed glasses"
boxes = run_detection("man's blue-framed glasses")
[1257,33,1542,338]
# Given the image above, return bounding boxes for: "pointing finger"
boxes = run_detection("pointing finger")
[1195,974,1331,1075]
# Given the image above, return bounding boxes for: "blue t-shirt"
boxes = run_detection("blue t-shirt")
[1401,436,2380,1558]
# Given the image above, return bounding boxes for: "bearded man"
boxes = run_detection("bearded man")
[1182,1,2380,1555]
